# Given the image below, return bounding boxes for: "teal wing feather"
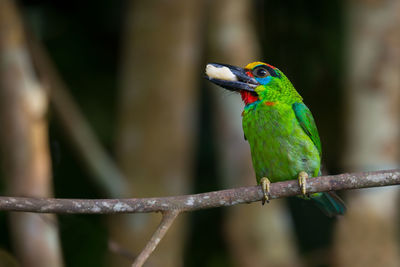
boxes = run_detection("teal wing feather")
[292,102,321,156]
[312,192,346,217]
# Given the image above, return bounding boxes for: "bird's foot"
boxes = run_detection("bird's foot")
[260,177,271,205]
[298,171,308,195]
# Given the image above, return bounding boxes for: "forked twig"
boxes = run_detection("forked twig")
[132,210,180,267]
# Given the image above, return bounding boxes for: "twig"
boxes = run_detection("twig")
[0,169,399,214]
[132,210,180,267]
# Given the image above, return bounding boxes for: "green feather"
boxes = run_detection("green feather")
[292,102,322,156]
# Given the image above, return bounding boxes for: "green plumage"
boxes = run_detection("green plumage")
[206,61,345,216]
[241,63,345,217]
[243,100,321,183]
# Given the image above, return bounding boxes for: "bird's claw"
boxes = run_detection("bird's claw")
[298,171,308,195]
[260,177,271,205]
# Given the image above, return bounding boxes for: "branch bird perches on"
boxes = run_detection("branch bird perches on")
[0,169,399,214]
[1,169,399,267]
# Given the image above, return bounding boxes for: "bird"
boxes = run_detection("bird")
[205,61,345,217]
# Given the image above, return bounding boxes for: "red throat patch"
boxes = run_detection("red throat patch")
[240,91,259,105]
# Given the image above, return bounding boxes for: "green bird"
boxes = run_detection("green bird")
[205,61,345,217]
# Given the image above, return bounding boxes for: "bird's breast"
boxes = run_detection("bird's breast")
[242,102,320,183]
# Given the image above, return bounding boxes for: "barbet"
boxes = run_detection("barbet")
[205,61,345,217]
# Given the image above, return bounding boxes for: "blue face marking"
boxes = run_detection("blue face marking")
[255,76,272,85]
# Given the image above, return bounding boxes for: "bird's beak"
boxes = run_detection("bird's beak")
[205,63,259,93]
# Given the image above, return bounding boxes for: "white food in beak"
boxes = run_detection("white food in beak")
[205,64,238,81]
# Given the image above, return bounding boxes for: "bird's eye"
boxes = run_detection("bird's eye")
[252,66,270,78]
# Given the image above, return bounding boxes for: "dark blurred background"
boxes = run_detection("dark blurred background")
[0,0,399,266]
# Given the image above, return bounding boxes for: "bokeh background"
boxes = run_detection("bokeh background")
[0,0,399,266]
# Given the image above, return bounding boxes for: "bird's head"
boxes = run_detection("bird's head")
[205,61,301,105]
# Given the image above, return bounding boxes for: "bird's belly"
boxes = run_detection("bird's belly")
[243,105,320,183]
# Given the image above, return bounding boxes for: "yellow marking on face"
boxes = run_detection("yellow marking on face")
[245,61,267,70]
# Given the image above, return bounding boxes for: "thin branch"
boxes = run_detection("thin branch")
[132,210,180,267]
[0,169,399,214]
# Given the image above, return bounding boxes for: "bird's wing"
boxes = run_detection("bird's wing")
[292,102,322,156]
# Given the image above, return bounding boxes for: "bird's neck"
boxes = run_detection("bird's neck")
[257,79,302,105]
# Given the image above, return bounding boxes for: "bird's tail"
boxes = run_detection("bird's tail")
[311,192,346,217]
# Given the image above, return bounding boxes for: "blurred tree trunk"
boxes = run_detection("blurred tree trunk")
[0,1,63,267]
[207,1,301,266]
[335,0,400,266]
[112,1,203,266]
